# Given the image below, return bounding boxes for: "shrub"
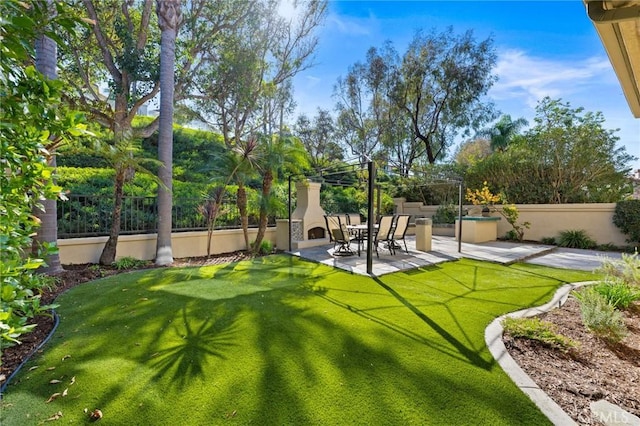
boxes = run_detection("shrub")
[557,229,597,249]
[502,317,577,352]
[596,252,640,289]
[596,243,618,252]
[112,256,147,270]
[432,204,457,224]
[574,289,627,343]
[541,237,556,245]
[253,240,273,255]
[613,200,640,243]
[592,280,640,310]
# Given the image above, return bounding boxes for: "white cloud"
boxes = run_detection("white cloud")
[490,49,612,107]
[324,13,373,36]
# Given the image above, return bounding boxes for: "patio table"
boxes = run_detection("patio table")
[347,224,377,256]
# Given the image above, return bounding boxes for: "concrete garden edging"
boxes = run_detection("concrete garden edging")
[485,281,598,426]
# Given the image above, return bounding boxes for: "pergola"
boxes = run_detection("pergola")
[285,161,465,275]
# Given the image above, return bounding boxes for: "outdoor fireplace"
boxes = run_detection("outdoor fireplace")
[308,227,325,240]
[276,181,329,250]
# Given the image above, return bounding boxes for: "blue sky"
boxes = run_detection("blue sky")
[289,1,640,170]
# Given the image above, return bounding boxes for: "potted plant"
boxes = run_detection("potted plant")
[465,181,500,217]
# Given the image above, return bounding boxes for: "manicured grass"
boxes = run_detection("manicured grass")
[0,256,595,425]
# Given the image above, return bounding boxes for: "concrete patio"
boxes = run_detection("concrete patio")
[288,235,623,276]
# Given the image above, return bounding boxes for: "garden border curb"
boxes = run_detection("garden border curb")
[0,310,60,397]
[485,281,598,426]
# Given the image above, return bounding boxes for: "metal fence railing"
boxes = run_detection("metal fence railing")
[57,194,273,238]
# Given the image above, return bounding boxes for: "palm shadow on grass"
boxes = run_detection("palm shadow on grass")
[146,304,239,390]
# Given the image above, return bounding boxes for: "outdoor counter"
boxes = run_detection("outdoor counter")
[455,216,500,243]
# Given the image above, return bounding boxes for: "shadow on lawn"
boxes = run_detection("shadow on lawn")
[147,304,238,389]
[372,276,493,370]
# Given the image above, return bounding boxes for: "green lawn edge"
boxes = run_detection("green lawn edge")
[0,255,596,425]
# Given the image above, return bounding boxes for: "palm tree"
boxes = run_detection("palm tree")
[155,0,181,266]
[478,114,528,152]
[33,0,63,274]
[252,135,309,252]
[98,138,160,265]
[202,138,259,254]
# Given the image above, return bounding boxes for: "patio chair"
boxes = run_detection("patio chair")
[325,215,354,256]
[373,215,395,258]
[346,213,366,242]
[391,214,411,254]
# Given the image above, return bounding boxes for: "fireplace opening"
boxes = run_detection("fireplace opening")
[308,227,325,240]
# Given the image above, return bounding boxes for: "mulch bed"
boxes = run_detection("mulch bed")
[504,297,640,425]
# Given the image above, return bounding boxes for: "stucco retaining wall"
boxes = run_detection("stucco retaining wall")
[393,198,628,246]
[58,228,277,264]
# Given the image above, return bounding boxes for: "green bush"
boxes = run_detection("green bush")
[541,237,556,245]
[592,280,640,310]
[502,317,577,352]
[1,1,83,347]
[573,288,627,343]
[432,204,457,224]
[253,239,273,255]
[112,256,148,270]
[557,229,597,249]
[613,200,640,244]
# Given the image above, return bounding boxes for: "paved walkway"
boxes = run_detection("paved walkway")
[290,236,623,276]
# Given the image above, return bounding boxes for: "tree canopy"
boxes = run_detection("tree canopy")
[464,98,636,203]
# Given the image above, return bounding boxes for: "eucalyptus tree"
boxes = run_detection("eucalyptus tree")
[333,50,386,163]
[392,27,497,164]
[196,0,327,147]
[154,0,182,266]
[294,108,343,172]
[195,0,326,252]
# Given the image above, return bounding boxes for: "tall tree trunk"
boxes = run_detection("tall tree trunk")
[237,182,249,251]
[253,171,272,252]
[33,0,62,274]
[99,170,125,265]
[155,0,181,266]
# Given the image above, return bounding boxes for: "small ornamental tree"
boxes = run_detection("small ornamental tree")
[465,182,530,241]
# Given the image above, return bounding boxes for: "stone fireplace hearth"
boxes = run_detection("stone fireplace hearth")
[276,181,330,250]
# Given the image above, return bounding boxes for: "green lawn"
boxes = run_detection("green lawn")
[0,255,595,425]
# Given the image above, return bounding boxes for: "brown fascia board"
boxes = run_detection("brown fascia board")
[586,1,640,118]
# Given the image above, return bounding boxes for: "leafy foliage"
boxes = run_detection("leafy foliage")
[596,252,640,289]
[613,200,640,244]
[574,288,627,343]
[464,98,635,203]
[0,0,84,347]
[432,204,457,224]
[540,237,556,245]
[112,256,148,270]
[557,230,597,249]
[465,181,500,206]
[502,317,577,352]
[465,182,530,241]
[592,281,640,310]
